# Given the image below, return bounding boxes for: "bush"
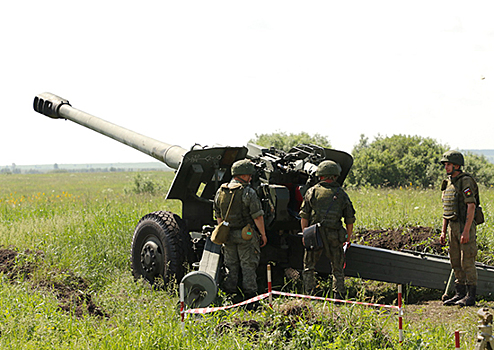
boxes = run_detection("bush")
[347,134,447,188]
[250,131,331,152]
[126,173,164,194]
[463,152,494,187]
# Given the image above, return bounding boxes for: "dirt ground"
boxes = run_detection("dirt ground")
[355,225,444,254]
[0,247,106,318]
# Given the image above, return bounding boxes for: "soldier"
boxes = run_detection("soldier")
[299,160,356,298]
[213,159,268,306]
[440,150,479,307]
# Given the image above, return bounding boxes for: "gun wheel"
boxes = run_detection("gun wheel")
[131,211,191,287]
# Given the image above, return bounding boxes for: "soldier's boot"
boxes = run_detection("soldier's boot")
[303,271,317,296]
[334,280,346,301]
[455,285,476,307]
[244,292,259,311]
[443,283,467,306]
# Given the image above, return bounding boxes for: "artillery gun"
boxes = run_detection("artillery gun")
[32,93,494,308]
[33,92,353,306]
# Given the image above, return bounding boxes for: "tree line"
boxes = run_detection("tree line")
[250,132,494,188]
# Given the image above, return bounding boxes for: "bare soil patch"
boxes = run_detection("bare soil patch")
[0,247,107,318]
[356,225,444,254]
[0,248,42,279]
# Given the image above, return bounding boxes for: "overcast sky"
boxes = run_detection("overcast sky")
[1,1,493,166]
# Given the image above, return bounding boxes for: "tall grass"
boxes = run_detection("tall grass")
[348,186,443,229]
[1,172,492,349]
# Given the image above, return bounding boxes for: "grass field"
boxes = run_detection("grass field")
[1,171,493,349]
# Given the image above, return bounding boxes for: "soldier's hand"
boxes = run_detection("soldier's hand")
[460,232,470,244]
[440,232,446,245]
[260,234,268,248]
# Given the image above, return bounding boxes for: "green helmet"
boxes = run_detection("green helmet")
[231,159,255,176]
[441,150,464,166]
[316,160,341,177]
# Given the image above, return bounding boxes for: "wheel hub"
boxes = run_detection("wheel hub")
[140,241,161,276]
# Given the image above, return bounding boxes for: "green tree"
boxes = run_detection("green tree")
[463,152,494,187]
[348,134,448,188]
[249,131,331,152]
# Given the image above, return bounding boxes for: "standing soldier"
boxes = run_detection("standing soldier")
[299,160,356,298]
[440,150,479,307]
[213,159,268,307]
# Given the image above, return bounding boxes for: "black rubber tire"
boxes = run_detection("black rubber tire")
[131,211,192,287]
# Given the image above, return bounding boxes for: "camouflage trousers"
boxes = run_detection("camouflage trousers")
[448,220,478,285]
[222,229,261,295]
[303,228,345,294]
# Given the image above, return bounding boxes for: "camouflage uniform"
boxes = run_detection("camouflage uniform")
[299,181,356,294]
[213,178,264,295]
[442,172,478,286]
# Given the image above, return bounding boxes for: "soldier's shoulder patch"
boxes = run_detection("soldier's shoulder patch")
[464,188,473,197]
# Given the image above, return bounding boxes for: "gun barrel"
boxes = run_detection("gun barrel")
[33,92,186,169]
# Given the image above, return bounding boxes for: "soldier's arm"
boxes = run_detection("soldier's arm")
[253,215,267,247]
[214,209,223,224]
[213,191,223,224]
[345,223,353,243]
[244,187,267,247]
[342,193,356,243]
[460,177,477,244]
[461,203,475,244]
[299,202,311,248]
[440,218,448,245]
[299,194,311,246]
[300,218,310,246]
[299,187,314,231]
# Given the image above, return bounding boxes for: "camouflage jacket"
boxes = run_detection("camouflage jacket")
[441,172,478,223]
[299,181,356,230]
[213,179,264,230]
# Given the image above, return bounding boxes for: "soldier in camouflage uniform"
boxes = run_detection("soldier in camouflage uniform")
[214,159,268,304]
[299,160,356,298]
[440,150,479,307]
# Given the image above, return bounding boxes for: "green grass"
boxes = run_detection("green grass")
[1,172,493,349]
[348,186,443,229]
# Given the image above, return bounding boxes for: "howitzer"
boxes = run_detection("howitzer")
[34,92,354,307]
[32,93,494,308]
